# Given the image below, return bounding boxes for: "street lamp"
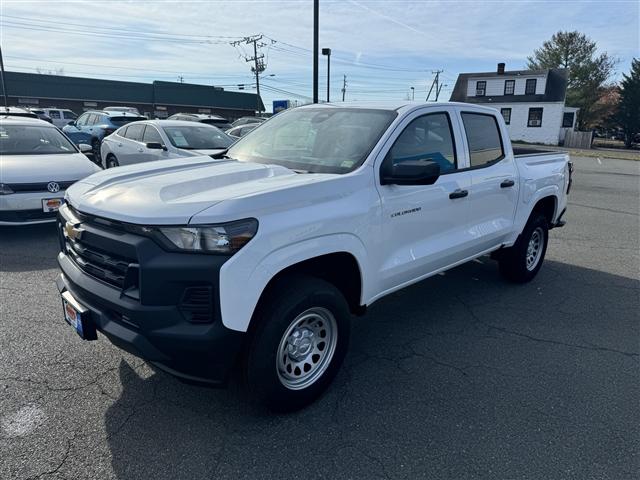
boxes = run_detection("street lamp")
[410,86,415,101]
[322,48,331,102]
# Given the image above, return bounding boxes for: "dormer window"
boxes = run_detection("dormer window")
[475,81,486,96]
[504,80,515,95]
[525,79,537,95]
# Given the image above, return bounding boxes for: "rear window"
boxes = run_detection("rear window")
[124,124,145,141]
[110,116,146,127]
[461,113,504,167]
[0,125,77,155]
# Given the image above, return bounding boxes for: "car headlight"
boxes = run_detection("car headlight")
[0,183,14,195]
[156,218,258,254]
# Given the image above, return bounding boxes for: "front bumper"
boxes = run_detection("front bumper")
[0,191,65,225]
[55,209,245,385]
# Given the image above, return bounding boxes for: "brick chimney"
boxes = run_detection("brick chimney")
[497,63,506,74]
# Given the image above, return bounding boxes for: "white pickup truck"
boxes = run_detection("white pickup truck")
[56,101,572,411]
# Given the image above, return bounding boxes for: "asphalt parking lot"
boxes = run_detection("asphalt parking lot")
[1,154,638,480]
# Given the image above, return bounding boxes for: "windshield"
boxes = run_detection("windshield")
[227,108,396,174]
[162,125,233,150]
[0,125,78,155]
[110,116,147,126]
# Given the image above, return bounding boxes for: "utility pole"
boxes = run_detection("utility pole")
[177,76,184,83]
[313,0,319,103]
[230,35,267,114]
[0,46,8,109]
[410,86,415,101]
[426,70,443,102]
[341,74,347,101]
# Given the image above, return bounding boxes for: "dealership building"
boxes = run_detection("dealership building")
[0,71,264,120]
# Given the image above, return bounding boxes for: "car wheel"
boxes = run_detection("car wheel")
[498,213,549,283]
[91,139,101,160]
[244,274,351,412]
[106,155,120,169]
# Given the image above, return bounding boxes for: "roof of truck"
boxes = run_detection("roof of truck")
[299,100,499,113]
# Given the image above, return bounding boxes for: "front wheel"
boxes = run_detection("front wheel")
[244,275,351,412]
[106,155,120,169]
[498,213,549,283]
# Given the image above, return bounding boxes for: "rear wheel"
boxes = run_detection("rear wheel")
[244,275,351,412]
[106,155,119,169]
[498,213,549,283]
[91,138,101,160]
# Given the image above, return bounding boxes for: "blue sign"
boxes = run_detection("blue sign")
[273,100,290,113]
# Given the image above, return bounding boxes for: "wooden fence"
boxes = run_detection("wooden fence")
[563,130,593,149]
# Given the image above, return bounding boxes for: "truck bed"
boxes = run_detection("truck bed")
[513,146,559,157]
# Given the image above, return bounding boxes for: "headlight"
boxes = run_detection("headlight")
[156,218,258,254]
[0,183,14,195]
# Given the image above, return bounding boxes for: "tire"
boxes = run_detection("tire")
[498,213,549,283]
[106,155,119,169]
[91,138,101,160]
[244,274,351,412]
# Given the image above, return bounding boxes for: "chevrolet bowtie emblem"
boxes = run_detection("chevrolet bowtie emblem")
[64,221,84,241]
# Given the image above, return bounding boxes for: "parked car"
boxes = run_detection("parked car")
[42,108,78,128]
[226,123,258,139]
[230,116,267,128]
[1,106,38,119]
[27,108,54,124]
[56,101,571,411]
[104,106,142,115]
[167,113,232,130]
[0,117,101,225]
[100,120,234,168]
[62,110,146,158]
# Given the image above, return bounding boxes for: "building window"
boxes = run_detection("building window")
[525,79,537,95]
[562,112,575,128]
[527,108,543,127]
[504,80,515,95]
[500,108,512,125]
[475,81,486,96]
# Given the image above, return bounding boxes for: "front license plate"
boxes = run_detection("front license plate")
[61,291,96,340]
[42,198,64,212]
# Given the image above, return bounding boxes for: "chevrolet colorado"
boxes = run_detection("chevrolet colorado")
[56,101,571,411]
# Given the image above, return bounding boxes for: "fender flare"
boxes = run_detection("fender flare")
[218,233,369,332]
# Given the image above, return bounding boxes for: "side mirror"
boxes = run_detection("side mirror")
[67,121,76,126]
[381,158,441,186]
[78,143,92,153]
[146,142,167,151]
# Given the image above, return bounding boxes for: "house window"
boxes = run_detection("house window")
[500,108,512,125]
[475,81,486,96]
[525,79,537,95]
[527,108,543,127]
[504,80,515,95]
[562,112,574,128]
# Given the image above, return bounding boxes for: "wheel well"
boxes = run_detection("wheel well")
[532,196,557,224]
[257,252,364,316]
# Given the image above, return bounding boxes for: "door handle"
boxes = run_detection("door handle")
[117,143,122,147]
[500,179,515,188]
[449,189,469,199]
[138,148,144,153]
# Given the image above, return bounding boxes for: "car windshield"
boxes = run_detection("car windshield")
[162,125,233,150]
[110,116,147,126]
[0,125,77,155]
[227,108,397,174]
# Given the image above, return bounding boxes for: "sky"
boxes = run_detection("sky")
[1,0,638,112]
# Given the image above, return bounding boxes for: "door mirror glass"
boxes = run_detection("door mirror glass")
[78,143,92,153]
[381,158,440,185]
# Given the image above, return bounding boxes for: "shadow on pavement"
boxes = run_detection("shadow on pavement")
[0,223,60,272]
[104,259,639,479]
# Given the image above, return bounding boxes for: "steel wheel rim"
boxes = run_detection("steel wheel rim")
[276,307,338,391]
[526,227,544,271]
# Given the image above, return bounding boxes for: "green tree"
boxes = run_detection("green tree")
[612,59,640,148]
[527,31,616,128]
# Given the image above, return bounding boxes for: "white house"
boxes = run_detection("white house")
[450,63,579,145]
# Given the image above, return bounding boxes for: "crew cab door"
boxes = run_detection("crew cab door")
[458,110,518,251]
[374,107,475,293]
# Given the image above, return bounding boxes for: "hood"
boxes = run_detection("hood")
[0,153,101,184]
[65,156,337,225]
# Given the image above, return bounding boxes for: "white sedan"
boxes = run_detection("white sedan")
[0,116,102,225]
[100,120,234,168]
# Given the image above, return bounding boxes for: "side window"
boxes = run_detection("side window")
[76,113,88,126]
[118,126,128,138]
[63,111,77,120]
[142,125,162,143]
[500,108,512,125]
[85,114,96,125]
[461,112,504,168]
[49,110,61,119]
[93,114,105,126]
[125,124,145,141]
[387,112,457,174]
[525,79,537,95]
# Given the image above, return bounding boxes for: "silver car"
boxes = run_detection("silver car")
[100,120,234,168]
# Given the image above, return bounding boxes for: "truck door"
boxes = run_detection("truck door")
[458,111,518,251]
[374,108,475,294]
